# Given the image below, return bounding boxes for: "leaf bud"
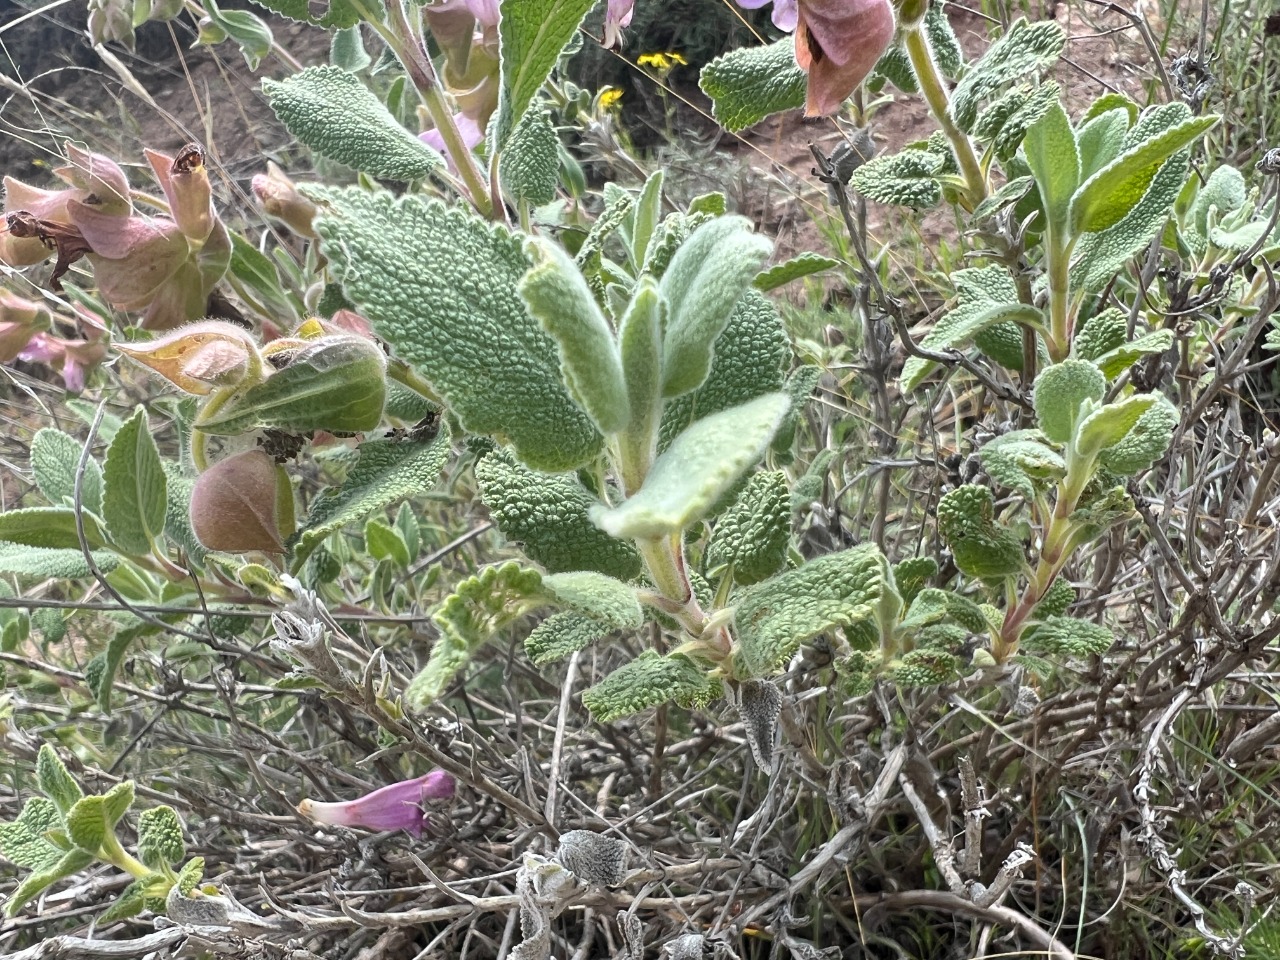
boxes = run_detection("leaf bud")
[252,162,317,238]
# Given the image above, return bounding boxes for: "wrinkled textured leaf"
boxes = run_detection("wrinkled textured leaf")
[474,452,641,580]
[951,18,1066,131]
[733,544,892,678]
[699,38,806,132]
[264,67,442,181]
[592,393,790,540]
[309,186,602,470]
[581,650,722,721]
[405,562,547,706]
[850,149,943,208]
[293,431,451,568]
[494,0,595,147]
[31,428,102,514]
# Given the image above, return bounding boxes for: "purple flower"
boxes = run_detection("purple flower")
[603,0,634,47]
[297,771,456,837]
[735,0,798,31]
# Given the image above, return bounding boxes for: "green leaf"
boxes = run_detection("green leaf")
[937,485,1027,579]
[1070,113,1218,234]
[405,562,547,706]
[525,612,610,666]
[519,237,629,433]
[330,24,370,71]
[699,38,806,133]
[1071,152,1189,293]
[31,428,102,514]
[1191,164,1249,237]
[36,744,82,819]
[494,0,595,148]
[1032,359,1106,443]
[1075,395,1160,459]
[0,798,63,871]
[660,216,773,398]
[163,467,205,567]
[364,520,409,567]
[629,170,665,271]
[980,430,1066,499]
[4,847,95,917]
[0,508,107,550]
[199,340,386,437]
[892,556,937,607]
[500,108,559,206]
[581,650,721,721]
[974,81,1061,160]
[900,267,1031,391]
[1082,92,1138,126]
[659,290,789,451]
[755,252,841,292]
[1098,395,1177,475]
[205,0,272,69]
[293,431,450,569]
[705,471,790,585]
[0,542,118,579]
[592,393,790,540]
[247,0,359,28]
[1021,615,1112,656]
[732,544,891,679]
[1072,307,1127,361]
[474,452,642,580]
[310,186,602,471]
[617,278,665,448]
[87,625,143,713]
[176,856,204,895]
[1022,99,1077,234]
[1075,108,1129,180]
[102,408,167,556]
[136,806,186,869]
[542,571,642,629]
[229,234,299,328]
[263,67,443,182]
[950,18,1066,132]
[65,796,109,853]
[850,149,943,208]
[1093,329,1175,379]
[102,782,135,827]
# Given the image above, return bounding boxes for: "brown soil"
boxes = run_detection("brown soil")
[723,2,1194,280]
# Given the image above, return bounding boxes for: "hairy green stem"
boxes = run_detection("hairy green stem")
[903,24,986,209]
[99,831,152,881]
[1046,229,1075,361]
[994,457,1090,660]
[354,0,493,219]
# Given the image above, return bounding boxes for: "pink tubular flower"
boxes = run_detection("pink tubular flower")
[795,0,896,117]
[297,771,456,837]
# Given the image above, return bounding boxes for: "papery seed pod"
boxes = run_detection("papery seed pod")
[116,320,259,394]
[56,143,132,215]
[190,449,292,554]
[555,829,628,887]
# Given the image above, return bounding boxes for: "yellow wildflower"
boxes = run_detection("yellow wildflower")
[598,87,624,111]
[637,51,688,70]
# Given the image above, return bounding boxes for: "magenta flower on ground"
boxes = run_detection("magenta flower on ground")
[297,771,456,837]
